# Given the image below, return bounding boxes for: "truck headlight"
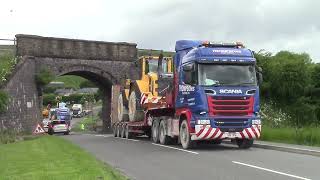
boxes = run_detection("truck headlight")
[197,119,211,125]
[252,119,261,125]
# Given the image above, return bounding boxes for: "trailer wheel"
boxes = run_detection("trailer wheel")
[151,118,160,143]
[117,125,121,137]
[125,125,132,139]
[180,120,195,149]
[113,125,118,137]
[128,90,144,122]
[237,139,254,149]
[159,120,171,145]
[118,94,129,122]
[120,125,126,138]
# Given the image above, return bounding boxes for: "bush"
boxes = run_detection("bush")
[43,93,57,106]
[0,90,9,113]
[0,130,17,144]
[35,68,55,87]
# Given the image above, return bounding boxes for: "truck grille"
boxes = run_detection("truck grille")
[207,96,254,116]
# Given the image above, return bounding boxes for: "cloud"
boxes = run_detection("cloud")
[0,0,319,61]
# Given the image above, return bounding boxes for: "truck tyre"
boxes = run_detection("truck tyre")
[125,125,132,139]
[180,120,196,149]
[151,118,160,143]
[237,139,254,149]
[113,125,118,137]
[120,125,126,138]
[159,120,171,145]
[128,90,144,122]
[117,125,121,137]
[212,139,222,145]
[118,94,129,122]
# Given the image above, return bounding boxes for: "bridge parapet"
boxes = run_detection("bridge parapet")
[16,34,137,61]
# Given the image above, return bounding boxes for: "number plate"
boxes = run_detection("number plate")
[225,132,237,138]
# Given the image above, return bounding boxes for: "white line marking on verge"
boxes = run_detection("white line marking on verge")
[232,161,311,180]
[151,143,199,155]
[256,142,320,153]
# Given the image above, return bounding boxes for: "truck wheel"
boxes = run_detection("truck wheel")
[120,125,126,138]
[237,139,254,149]
[128,90,144,122]
[117,125,121,137]
[180,120,195,149]
[159,120,171,145]
[212,139,222,145]
[125,125,132,139]
[113,125,118,137]
[151,118,160,143]
[118,94,129,122]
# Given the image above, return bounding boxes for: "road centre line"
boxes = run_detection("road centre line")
[232,161,311,180]
[152,143,199,155]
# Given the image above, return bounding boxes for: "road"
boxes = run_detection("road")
[64,134,320,180]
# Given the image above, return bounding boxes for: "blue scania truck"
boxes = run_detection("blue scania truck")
[113,40,262,149]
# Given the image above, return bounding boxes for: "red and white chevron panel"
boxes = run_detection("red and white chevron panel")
[140,93,162,105]
[191,125,261,141]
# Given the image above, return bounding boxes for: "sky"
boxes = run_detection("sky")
[1,0,319,62]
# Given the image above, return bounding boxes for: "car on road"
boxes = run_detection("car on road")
[48,120,70,135]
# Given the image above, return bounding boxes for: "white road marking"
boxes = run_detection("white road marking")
[232,161,311,180]
[113,137,140,142]
[94,134,113,138]
[152,143,199,155]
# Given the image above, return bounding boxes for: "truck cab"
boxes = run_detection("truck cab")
[174,40,262,148]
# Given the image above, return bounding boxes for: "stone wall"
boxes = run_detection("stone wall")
[16,34,137,62]
[0,57,41,133]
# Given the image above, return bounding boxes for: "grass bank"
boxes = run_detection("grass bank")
[261,126,320,147]
[0,136,127,180]
[72,116,99,132]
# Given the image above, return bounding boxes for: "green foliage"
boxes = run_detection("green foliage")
[42,86,58,94]
[80,93,95,104]
[79,80,96,88]
[256,51,320,127]
[0,130,17,144]
[55,75,88,89]
[62,94,83,104]
[35,68,55,87]
[73,116,99,132]
[43,93,57,106]
[0,52,17,85]
[0,90,9,113]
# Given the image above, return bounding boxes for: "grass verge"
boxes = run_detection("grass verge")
[72,116,98,132]
[0,136,127,180]
[261,126,320,147]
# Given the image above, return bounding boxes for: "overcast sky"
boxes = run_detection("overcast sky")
[1,0,319,62]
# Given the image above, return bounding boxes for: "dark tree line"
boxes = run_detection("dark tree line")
[256,51,320,127]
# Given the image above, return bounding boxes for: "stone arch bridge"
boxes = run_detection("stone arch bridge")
[0,34,140,133]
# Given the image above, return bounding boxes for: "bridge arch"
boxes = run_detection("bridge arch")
[0,34,139,133]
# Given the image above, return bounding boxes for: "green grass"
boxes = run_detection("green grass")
[54,75,87,89]
[73,116,98,132]
[0,136,127,180]
[261,126,320,147]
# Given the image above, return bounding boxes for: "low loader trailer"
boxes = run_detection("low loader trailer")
[112,40,263,149]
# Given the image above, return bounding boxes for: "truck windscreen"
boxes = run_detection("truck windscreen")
[198,64,257,86]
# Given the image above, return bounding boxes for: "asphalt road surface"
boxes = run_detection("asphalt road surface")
[63,134,319,180]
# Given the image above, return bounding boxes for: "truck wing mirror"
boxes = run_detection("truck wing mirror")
[183,64,195,72]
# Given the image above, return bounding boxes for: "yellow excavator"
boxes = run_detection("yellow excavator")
[118,55,173,122]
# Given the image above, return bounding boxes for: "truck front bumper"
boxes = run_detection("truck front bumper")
[190,124,261,141]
